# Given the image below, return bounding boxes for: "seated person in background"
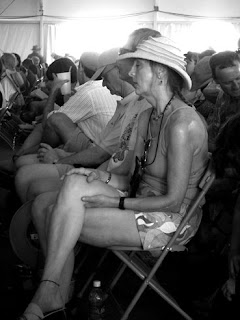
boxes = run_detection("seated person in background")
[29,55,43,81]
[1,52,25,89]
[15,51,118,167]
[184,51,199,77]
[183,51,218,105]
[12,53,30,96]
[212,114,240,303]
[0,53,25,113]
[19,57,77,125]
[22,58,38,91]
[18,36,209,320]
[189,56,219,124]
[27,45,46,67]
[208,51,240,152]
[14,27,159,203]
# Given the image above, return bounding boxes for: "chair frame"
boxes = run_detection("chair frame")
[76,158,215,320]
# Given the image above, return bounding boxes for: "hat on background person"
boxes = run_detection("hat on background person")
[91,47,120,80]
[191,56,213,92]
[80,52,100,72]
[118,36,192,90]
[184,51,199,63]
[198,49,216,60]
[31,45,41,51]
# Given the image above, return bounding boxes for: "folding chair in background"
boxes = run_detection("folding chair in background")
[0,92,23,150]
[75,157,215,320]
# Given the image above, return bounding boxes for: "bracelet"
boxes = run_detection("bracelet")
[105,171,112,184]
[119,197,125,210]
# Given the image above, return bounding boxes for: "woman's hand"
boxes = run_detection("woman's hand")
[82,194,118,208]
[37,143,59,164]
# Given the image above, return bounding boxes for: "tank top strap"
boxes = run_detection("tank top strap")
[162,106,192,132]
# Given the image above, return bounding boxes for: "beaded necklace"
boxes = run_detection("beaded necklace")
[143,94,175,168]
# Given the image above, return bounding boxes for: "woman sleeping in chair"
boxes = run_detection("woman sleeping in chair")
[18,36,209,319]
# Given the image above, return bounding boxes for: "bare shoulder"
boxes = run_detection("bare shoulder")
[167,99,207,149]
[169,99,205,131]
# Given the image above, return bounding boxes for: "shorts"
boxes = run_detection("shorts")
[135,203,202,251]
[63,127,93,153]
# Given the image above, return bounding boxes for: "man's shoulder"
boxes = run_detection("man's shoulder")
[76,80,108,95]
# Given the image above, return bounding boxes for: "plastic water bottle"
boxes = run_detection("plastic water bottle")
[88,280,106,320]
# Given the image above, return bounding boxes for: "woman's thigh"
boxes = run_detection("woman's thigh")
[58,174,141,248]
[80,207,141,248]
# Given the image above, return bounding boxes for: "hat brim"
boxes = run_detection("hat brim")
[91,66,105,80]
[191,77,212,92]
[9,200,43,268]
[118,51,192,90]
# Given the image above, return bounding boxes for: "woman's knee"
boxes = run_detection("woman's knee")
[61,174,88,198]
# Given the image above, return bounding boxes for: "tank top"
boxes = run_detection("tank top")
[138,106,208,206]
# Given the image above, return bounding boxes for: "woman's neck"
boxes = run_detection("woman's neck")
[155,90,174,116]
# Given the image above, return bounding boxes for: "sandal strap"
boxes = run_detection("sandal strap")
[41,279,60,287]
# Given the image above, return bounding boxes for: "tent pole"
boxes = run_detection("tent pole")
[153,0,159,30]
[39,0,44,57]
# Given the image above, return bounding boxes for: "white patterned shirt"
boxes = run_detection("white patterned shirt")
[48,80,117,143]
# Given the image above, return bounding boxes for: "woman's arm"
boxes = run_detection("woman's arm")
[83,111,198,213]
[64,167,130,192]
[123,119,195,212]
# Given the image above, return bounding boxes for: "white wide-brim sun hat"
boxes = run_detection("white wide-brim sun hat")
[118,36,192,90]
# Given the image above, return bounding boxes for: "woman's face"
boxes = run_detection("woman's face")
[129,59,154,97]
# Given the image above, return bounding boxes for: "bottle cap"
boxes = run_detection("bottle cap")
[93,280,101,287]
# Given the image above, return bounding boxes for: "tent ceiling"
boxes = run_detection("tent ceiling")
[0,0,240,20]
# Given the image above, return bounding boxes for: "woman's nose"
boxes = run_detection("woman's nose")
[128,64,135,78]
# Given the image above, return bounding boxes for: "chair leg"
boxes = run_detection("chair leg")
[76,249,109,299]
[109,251,136,291]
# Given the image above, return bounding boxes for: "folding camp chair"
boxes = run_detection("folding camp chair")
[75,157,215,320]
[0,92,23,150]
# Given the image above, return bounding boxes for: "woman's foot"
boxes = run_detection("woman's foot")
[20,280,65,319]
[18,303,66,319]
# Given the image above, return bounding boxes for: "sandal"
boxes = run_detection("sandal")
[17,303,67,320]
[18,280,67,320]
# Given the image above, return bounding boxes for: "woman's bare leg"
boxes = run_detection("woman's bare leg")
[31,191,74,308]
[23,173,141,317]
